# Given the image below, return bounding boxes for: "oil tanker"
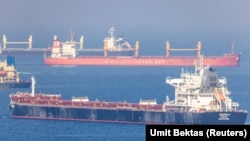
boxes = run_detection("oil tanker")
[44,27,240,66]
[9,61,247,124]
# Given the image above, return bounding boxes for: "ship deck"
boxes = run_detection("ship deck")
[10,93,165,111]
[10,92,245,113]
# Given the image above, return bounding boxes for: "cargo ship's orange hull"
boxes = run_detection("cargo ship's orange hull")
[44,53,240,66]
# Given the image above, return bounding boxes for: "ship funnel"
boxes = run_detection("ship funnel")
[52,35,60,48]
[54,35,57,40]
[6,55,15,66]
[31,76,36,97]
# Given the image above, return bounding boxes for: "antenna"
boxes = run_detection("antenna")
[28,35,32,49]
[70,28,75,41]
[31,76,36,97]
[80,35,84,49]
[231,42,235,53]
[109,27,115,38]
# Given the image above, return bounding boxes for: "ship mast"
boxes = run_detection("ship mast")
[109,27,115,39]
[231,42,235,54]
[70,28,75,42]
[31,76,36,97]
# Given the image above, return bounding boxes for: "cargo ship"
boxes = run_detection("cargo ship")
[9,60,247,124]
[44,27,240,66]
[0,56,31,88]
[0,35,49,55]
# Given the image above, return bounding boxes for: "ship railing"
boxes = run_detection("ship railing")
[231,102,240,112]
[11,95,165,111]
[56,99,163,111]
[163,104,191,112]
[10,93,63,105]
[166,77,184,88]
[72,96,89,102]
[115,106,133,110]
[139,99,157,105]
[106,48,135,51]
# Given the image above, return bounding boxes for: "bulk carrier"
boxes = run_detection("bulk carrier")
[9,59,247,124]
[44,27,240,67]
[0,35,49,55]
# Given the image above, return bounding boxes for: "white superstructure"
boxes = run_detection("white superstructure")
[48,27,138,58]
[103,27,132,50]
[164,57,239,112]
[50,33,83,58]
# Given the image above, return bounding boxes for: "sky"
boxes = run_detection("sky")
[0,0,249,54]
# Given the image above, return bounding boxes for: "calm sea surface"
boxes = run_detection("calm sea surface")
[0,52,249,141]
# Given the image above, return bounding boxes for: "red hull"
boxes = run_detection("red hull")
[44,53,240,66]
